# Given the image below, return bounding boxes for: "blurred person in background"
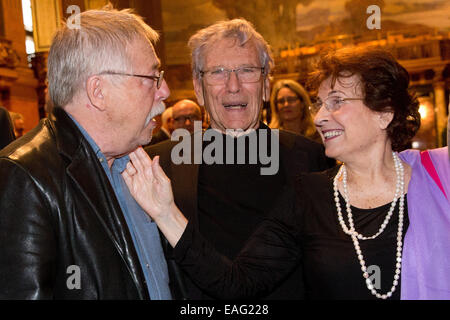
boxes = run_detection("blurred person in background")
[171,99,202,134]
[9,112,25,138]
[269,79,320,142]
[147,104,173,146]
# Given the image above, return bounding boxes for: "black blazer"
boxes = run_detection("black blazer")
[0,106,15,150]
[146,125,331,299]
[0,108,150,299]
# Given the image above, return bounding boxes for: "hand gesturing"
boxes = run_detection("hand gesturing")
[122,147,174,221]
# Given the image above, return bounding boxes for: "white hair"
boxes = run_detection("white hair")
[188,18,274,79]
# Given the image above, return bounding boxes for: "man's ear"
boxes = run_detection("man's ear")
[193,78,205,106]
[378,111,394,130]
[86,75,106,111]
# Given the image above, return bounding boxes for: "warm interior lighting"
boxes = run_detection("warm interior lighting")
[22,0,35,54]
[418,104,427,119]
[22,0,33,32]
[25,36,35,54]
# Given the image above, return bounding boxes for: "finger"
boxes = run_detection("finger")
[136,147,153,166]
[134,147,153,172]
[124,161,137,176]
[121,168,132,188]
[129,149,147,175]
[152,156,170,183]
[137,147,156,179]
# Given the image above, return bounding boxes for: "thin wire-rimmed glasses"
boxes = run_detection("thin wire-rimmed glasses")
[309,96,364,115]
[200,67,265,86]
[98,70,164,89]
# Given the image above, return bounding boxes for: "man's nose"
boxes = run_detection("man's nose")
[225,70,240,93]
[158,79,170,100]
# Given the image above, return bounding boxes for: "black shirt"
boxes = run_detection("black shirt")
[192,126,303,299]
[198,129,286,258]
[175,167,410,300]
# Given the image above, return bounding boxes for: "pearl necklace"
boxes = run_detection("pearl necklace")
[333,152,405,299]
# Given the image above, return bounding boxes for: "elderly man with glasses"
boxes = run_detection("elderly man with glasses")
[146,18,332,300]
[0,7,172,299]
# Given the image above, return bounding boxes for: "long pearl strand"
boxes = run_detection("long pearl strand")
[333,152,405,299]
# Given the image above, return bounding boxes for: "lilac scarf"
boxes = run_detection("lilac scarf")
[399,147,450,300]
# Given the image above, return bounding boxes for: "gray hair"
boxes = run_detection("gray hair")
[48,6,159,108]
[187,18,274,79]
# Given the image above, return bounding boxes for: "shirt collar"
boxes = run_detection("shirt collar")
[67,113,129,172]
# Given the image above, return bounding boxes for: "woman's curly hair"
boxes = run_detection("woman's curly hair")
[307,47,420,151]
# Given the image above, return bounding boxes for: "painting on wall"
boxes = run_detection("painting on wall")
[162,0,450,66]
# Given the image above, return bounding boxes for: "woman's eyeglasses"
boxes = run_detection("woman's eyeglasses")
[309,96,363,115]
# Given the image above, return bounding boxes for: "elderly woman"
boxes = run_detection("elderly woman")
[269,79,320,142]
[123,48,449,300]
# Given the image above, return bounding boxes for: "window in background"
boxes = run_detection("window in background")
[22,0,35,54]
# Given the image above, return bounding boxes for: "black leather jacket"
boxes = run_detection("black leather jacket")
[0,108,150,299]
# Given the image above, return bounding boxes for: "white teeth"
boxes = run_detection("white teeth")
[323,130,343,138]
[224,104,247,109]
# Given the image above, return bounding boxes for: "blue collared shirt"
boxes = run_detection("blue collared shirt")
[70,115,172,300]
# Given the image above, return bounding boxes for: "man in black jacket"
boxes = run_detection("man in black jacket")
[146,19,331,300]
[0,7,172,299]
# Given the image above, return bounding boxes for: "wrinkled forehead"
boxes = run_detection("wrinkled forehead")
[202,37,259,67]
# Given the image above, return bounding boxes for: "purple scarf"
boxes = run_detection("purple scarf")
[399,147,450,300]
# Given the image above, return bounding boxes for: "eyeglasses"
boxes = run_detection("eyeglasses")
[276,96,299,106]
[98,70,164,89]
[173,115,201,123]
[200,67,265,85]
[309,96,364,115]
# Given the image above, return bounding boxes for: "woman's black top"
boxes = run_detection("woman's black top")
[173,167,409,300]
